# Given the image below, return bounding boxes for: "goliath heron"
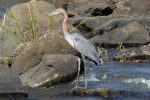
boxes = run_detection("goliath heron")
[46,8,103,88]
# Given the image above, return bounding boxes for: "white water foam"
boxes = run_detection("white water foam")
[78,73,100,82]
[123,77,150,88]
[102,74,107,80]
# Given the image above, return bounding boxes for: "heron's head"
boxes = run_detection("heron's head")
[46,8,65,16]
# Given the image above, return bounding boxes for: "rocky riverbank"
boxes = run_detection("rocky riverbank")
[0,0,150,99]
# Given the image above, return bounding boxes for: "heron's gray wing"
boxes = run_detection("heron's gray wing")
[72,33,100,64]
[72,33,96,50]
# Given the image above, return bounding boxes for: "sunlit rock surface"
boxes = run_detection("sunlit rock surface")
[20,54,78,87]
[90,21,150,45]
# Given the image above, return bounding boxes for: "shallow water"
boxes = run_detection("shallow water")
[25,62,150,100]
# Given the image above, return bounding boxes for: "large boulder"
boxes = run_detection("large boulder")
[9,0,78,35]
[10,1,78,74]
[66,0,111,17]
[0,64,27,99]
[0,1,58,56]
[11,31,77,74]
[9,0,53,36]
[69,17,131,38]
[90,21,150,46]
[20,54,78,88]
[51,0,111,16]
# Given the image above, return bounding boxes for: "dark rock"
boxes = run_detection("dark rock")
[68,16,113,38]
[68,16,132,38]
[20,54,78,88]
[63,0,111,17]
[0,64,27,100]
[90,21,150,47]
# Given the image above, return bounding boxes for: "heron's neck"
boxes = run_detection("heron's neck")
[62,11,69,35]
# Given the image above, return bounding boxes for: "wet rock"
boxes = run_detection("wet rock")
[90,21,150,47]
[20,54,78,88]
[113,43,150,61]
[70,87,126,98]
[0,64,27,99]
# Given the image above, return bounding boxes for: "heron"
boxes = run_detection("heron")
[46,8,103,88]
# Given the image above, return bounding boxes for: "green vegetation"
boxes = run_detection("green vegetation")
[97,47,108,59]
[0,1,53,55]
[3,2,39,43]
[116,41,126,62]
[2,1,52,43]
[0,56,12,66]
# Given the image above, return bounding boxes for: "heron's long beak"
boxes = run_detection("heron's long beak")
[46,11,60,16]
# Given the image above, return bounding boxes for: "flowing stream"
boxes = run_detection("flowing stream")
[26,62,150,100]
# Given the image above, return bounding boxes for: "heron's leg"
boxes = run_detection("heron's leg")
[97,47,104,65]
[81,54,87,88]
[76,57,81,88]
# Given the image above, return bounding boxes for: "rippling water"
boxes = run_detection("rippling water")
[25,62,150,100]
